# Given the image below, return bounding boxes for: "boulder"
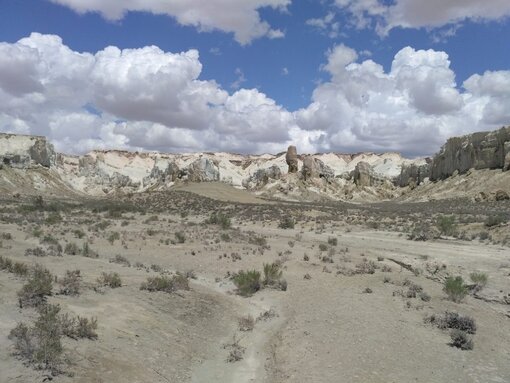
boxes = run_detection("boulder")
[351,162,375,187]
[286,145,298,173]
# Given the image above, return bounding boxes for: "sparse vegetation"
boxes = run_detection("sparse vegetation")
[140,274,190,293]
[206,213,232,229]
[97,272,122,288]
[59,270,81,296]
[18,264,53,307]
[450,329,473,350]
[436,215,457,236]
[278,216,295,229]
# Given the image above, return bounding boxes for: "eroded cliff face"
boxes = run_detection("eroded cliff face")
[430,127,510,180]
[0,133,56,168]
[1,127,509,200]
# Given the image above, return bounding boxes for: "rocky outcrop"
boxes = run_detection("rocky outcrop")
[242,165,282,189]
[350,161,387,187]
[286,146,298,173]
[185,158,220,182]
[0,133,55,168]
[397,160,431,187]
[301,156,334,182]
[430,127,510,180]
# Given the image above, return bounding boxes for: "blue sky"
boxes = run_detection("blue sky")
[0,0,510,156]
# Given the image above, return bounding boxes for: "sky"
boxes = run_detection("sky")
[0,0,509,157]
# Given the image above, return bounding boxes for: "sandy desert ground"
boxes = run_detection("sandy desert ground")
[1,183,509,383]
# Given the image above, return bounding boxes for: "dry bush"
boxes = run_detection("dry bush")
[97,272,122,288]
[140,274,189,293]
[59,270,81,296]
[238,315,255,332]
[18,264,53,307]
[450,330,473,350]
[233,270,261,297]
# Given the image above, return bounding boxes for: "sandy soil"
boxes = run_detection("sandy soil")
[0,189,509,383]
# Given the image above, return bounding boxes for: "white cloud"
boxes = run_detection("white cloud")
[49,0,290,44]
[0,33,509,157]
[334,0,510,36]
[305,12,341,38]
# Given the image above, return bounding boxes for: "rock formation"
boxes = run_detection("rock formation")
[185,158,220,182]
[430,127,510,180]
[0,133,55,168]
[301,156,334,182]
[397,160,431,187]
[242,165,282,189]
[286,145,298,173]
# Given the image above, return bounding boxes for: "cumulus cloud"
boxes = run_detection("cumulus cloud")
[0,33,509,157]
[334,0,510,35]
[49,0,289,44]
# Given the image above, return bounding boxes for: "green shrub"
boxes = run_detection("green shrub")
[140,274,189,293]
[233,270,261,297]
[110,254,130,267]
[436,215,457,236]
[175,231,186,243]
[97,272,121,288]
[32,304,63,372]
[318,243,328,252]
[45,212,62,225]
[249,235,267,247]
[327,237,338,246]
[484,214,507,227]
[107,232,120,244]
[443,276,468,303]
[278,216,295,229]
[18,265,53,307]
[64,242,80,255]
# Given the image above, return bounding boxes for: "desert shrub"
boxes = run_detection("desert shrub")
[478,231,490,240]
[469,272,488,289]
[450,330,473,350]
[8,322,35,362]
[206,213,232,229]
[64,242,80,255]
[175,231,186,243]
[444,276,468,303]
[140,274,189,293]
[24,247,46,258]
[408,223,436,241]
[110,254,130,267]
[238,315,255,332]
[150,264,162,272]
[318,243,328,252]
[355,260,376,274]
[419,292,431,302]
[1,232,12,240]
[484,214,508,228]
[436,215,457,236]
[32,304,63,371]
[249,235,267,247]
[59,270,81,296]
[18,264,53,307]
[224,335,245,363]
[233,270,261,297]
[74,316,98,339]
[72,229,85,239]
[45,212,62,225]
[81,242,98,258]
[426,311,476,334]
[97,272,121,288]
[278,216,295,229]
[327,237,338,246]
[220,233,231,242]
[107,232,120,244]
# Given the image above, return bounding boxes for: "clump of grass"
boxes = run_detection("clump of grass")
[444,276,468,303]
[81,242,98,258]
[318,243,328,252]
[249,235,267,247]
[278,216,295,229]
[484,214,507,228]
[59,270,81,296]
[263,263,287,291]
[0,255,29,277]
[140,274,190,293]
[233,270,261,297]
[469,272,488,290]
[18,264,53,307]
[355,260,377,274]
[96,272,121,288]
[60,313,98,340]
[327,237,338,246]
